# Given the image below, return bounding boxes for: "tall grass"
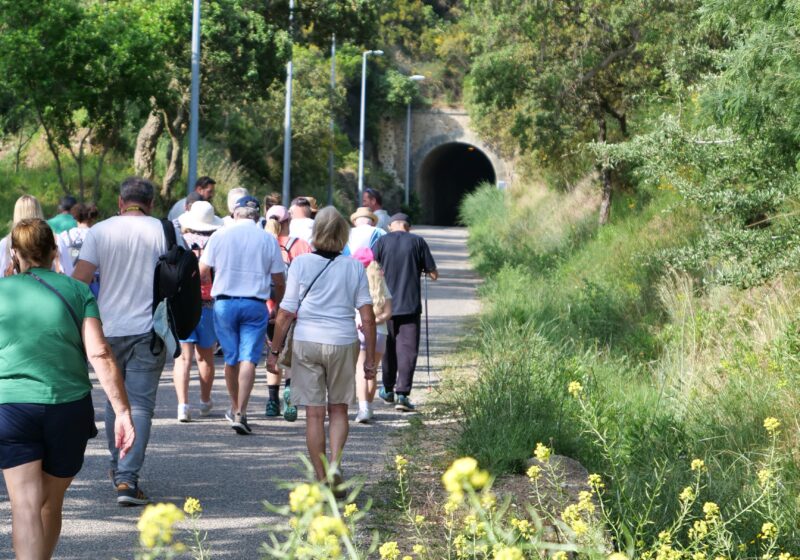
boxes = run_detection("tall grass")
[455,183,800,548]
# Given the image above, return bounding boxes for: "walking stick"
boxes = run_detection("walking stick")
[424,273,432,392]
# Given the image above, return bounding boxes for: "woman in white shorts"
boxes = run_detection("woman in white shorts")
[267,207,376,494]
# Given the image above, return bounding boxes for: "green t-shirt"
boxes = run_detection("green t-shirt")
[47,213,78,234]
[0,268,100,404]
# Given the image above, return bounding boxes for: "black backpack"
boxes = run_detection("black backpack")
[153,220,202,350]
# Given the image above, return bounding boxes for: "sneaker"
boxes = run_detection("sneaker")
[395,395,416,412]
[367,407,375,421]
[265,400,280,417]
[116,483,150,507]
[231,413,253,435]
[378,387,395,404]
[283,386,297,422]
[225,408,235,424]
[177,404,191,423]
[355,409,370,423]
[199,399,214,417]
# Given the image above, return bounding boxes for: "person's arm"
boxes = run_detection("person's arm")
[358,304,377,379]
[375,297,392,325]
[271,273,286,306]
[82,317,135,458]
[266,308,294,374]
[72,260,98,284]
[199,262,213,285]
[421,239,438,281]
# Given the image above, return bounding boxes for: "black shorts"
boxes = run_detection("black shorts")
[0,393,98,478]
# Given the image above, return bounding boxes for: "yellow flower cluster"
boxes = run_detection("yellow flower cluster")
[763,417,781,434]
[526,465,542,482]
[463,513,487,537]
[289,483,322,513]
[308,515,347,546]
[553,552,568,560]
[493,545,524,560]
[380,541,401,560]
[608,554,628,560]
[758,468,774,488]
[137,502,185,549]
[702,502,719,521]
[568,381,583,398]
[183,497,202,516]
[760,521,778,540]
[343,503,358,518]
[688,519,708,540]
[510,517,534,538]
[395,455,409,476]
[588,473,604,490]
[690,459,706,472]
[679,486,695,503]
[534,443,551,463]
[414,514,425,525]
[442,457,490,502]
[412,544,426,555]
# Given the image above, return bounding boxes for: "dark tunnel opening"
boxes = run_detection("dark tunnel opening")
[417,143,496,226]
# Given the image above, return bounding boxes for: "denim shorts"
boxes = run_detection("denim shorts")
[0,393,98,478]
[180,306,217,348]
[214,298,269,365]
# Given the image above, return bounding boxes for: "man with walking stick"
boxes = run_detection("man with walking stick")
[373,213,438,412]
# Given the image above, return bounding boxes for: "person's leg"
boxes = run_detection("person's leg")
[381,318,398,395]
[195,345,216,404]
[214,299,241,416]
[237,361,257,416]
[327,403,349,467]
[173,342,194,405]
[3,461,47,560]
[225,363,240,413]
[237,299,269,417]
[305,405,327,480]
[105,336,135,479]
[355,350,368,403]
[394,314,421,395]
[114,334,166,488]
[366,351,382,403]
[40,473,74,558]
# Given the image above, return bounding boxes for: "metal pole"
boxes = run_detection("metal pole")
[327,34,336,206]
[404,102,411,207]
[187,0,201,196]
[281,0,295,206]
[357,52,368,202]
[424,273,431,391]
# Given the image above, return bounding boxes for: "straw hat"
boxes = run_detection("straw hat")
[178,201,224,232]
[350,206,378,226]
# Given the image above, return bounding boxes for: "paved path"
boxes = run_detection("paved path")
[0,226,480,559]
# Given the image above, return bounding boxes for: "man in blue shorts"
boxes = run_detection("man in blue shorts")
[199,196,285,434]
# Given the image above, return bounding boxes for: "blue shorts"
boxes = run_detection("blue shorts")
[214,298,269,366]
[180,306,217,348]
[0,393,98,478]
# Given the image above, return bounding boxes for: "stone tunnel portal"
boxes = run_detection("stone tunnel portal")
[417,142,496,226]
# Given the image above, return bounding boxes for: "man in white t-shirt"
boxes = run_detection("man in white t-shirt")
[345,206,385,255]
[199,195,286,435]
[167,176,216,221]
[288,197,315,245]
[73,177,180,507]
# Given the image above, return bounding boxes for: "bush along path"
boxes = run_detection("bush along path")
[0,226,481,560]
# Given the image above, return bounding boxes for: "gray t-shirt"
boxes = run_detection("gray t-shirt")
[79,216,171,337]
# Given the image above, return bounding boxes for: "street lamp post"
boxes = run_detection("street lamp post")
[281,0,295,206]
[404,74,425,207]
[357,49,383,201]
[187,0,201,196]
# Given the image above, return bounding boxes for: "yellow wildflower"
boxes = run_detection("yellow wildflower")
[414,514,425,525]
[183,497,202,515]
[453,534,468,558]
[760,522,778,540]
[588,473,605,490]
[568,381,583,397]
[658,530,672,543]
[308,515,347,545]
[137,503,185,549]
[778,553,790,560]
[324,533,343,558]
[692,553,706,560]
[679,486,695,502]
[442,457,490,500]
[493,546,524,560]
[289,483,322,513]
[758,468,773,487]
[763,417,781,434]
[481,492,497,510]
[534,442,551,463]
[689,520,708,540]
[577,490,595,513]
[511,517,534,538]
[691,459,706,472]
[527,464,542,482]
[343,503,358,518]
[380,541,401,560]
[553,552,568,560]
[413,544,427,555]
[608,554,628,560]
[402,557,412,560]
[444,498,459,515]
[702,502,720,521]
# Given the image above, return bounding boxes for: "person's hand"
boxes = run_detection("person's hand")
[363,363,377,380]
[357,323,364,332]
[115,411,135,460]
[267,353,280,374]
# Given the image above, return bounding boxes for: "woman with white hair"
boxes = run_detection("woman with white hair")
[267,207,377,494]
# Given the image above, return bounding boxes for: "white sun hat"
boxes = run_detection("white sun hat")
[178,201,224,232]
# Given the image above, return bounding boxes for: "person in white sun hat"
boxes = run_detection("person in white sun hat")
[173,201,224,422]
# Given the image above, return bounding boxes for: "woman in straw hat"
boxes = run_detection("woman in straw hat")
[172,201,224,422]
[344,206,385,256]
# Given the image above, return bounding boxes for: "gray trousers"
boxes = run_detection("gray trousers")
[381,314,421,395]
[105,333,165,487]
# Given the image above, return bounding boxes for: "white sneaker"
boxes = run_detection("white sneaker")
[355,409,370,423]
[199,399,214,417]
[367,406,374,420]
[177,404,191,423]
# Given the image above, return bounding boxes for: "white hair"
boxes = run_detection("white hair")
[354,216,373,226]
[234,206,260,221]
[227,187,250,214]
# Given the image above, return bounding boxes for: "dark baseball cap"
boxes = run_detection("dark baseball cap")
[390,212,410,224]
[234,195,261,210]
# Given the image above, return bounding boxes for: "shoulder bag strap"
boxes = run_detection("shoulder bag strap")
[297,256,336,311]
[27,272,86,356]
[160,218,177,249]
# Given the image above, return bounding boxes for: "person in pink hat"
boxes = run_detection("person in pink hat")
[264,205,312,420]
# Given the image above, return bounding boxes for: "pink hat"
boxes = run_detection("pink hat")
[352,247,374,268]
[266,204,289,222]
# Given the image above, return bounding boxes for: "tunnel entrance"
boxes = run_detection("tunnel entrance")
[417,142,496,226]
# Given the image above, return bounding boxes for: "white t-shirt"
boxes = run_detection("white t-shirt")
[78,216,172,337]
[200,219,284,300]
[0,238,10,277]
[346,225,385,255]
[288,218,314,245]
[0,235,73,278]
[281,254,372,345]
[58,226,90,277]
[167,198,187,221]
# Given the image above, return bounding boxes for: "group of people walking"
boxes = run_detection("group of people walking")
[0,177,437,558]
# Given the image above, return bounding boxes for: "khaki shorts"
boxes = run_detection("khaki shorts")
[291,340,359,406]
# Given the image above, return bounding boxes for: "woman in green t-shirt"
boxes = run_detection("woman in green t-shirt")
[0,218,135,559]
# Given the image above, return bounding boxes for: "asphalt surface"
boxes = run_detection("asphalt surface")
[0,226,481,559]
